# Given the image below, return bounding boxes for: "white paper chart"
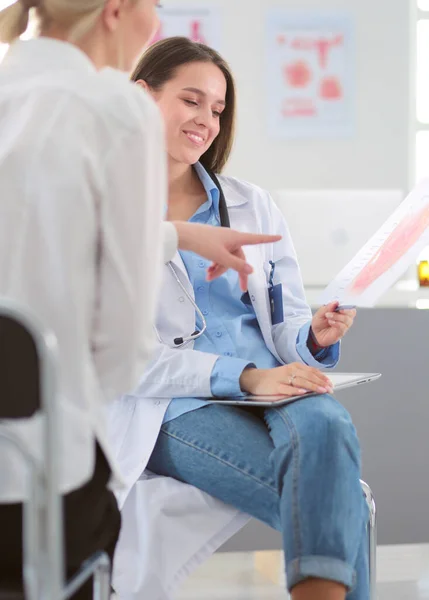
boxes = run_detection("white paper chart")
[317,179,429,307]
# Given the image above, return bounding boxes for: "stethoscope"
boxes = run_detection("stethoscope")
[155,171,231,349]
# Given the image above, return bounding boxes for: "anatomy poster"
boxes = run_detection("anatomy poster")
[318,180,429,308]
[151,6,221,50]
[266,11,355,138]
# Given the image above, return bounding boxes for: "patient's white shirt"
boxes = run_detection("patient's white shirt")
[0,38,177,500]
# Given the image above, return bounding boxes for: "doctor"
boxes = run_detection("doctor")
[0,2,280,597]
[110,37,366,600]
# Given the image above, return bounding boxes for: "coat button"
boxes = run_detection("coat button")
[251,295,256,302]
[178,297,185,303]
[202,309,209,316]
[216,331,222,338]
[198,261,205,268]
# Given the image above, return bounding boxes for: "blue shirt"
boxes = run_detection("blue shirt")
[163,163,337,423]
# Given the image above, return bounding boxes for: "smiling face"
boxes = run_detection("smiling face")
[151,61,227,168]
[132,37,236,172]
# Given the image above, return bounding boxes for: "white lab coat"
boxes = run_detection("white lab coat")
[110,176,329,600]
[0,38,177,501]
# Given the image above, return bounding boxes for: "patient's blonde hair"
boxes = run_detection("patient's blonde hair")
[0,0,127,45]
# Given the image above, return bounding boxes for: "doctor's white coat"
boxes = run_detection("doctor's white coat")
[109,176,329,600]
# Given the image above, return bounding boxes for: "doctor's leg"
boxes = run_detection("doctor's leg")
[147,398,368,599]
[263,395,369,599]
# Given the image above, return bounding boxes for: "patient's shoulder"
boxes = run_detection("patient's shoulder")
[217,174,272,207]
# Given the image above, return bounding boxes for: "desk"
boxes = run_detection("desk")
[221,303,429,551]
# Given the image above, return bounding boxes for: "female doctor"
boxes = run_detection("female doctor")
[110,37,367,600]
[0,3,279,596]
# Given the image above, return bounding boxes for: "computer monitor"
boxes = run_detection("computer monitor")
[273,189,403,287]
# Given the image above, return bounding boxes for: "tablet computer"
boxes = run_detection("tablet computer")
[204,372,381,407]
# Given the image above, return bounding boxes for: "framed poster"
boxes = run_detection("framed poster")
[266,11,355,138]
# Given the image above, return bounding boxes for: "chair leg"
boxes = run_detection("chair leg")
[93,554,111,600]
[22,469,42,600]
[360,480,377,600]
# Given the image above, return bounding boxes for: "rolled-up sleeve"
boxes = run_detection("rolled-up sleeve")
[295,321,339,369]
[210,356,256,398]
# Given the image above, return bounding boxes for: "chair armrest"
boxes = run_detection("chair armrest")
[64,552,110,600]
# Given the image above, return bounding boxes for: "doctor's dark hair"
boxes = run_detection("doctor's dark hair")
[131,37,236,174]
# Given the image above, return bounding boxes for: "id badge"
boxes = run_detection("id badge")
[269,283,284,325]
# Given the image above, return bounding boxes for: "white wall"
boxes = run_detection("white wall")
[166,0,412,195]
[1,1,412,194]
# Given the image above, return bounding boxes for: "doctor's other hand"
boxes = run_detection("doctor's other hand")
[311,301,357,348]
[173,222,281,291]
[239,363,334,399]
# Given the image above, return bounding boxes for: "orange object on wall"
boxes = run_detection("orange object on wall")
[418,260,429,287]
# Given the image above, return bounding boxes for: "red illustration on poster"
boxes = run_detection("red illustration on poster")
[320,77,343,100]
[189,20,206,44]
[150,7,221,50]
[284,61,312,88]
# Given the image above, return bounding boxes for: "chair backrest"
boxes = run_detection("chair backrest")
[0,298,58,422]
[0,314,40,419]
[0,298,64,600]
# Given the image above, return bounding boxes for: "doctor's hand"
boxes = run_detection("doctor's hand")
[173,222,281,291]
[239,363,334,399]
[311,301,357,348]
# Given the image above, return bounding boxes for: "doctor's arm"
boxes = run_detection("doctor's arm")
[136,338,334,400]
[265,197,341,368]
[166,222,281,292]
[133,340,254,400]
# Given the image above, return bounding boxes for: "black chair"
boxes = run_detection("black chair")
[0,298,110,600]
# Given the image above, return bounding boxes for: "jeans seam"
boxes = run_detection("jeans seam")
[271,408,303,559]
[159,429,278,494]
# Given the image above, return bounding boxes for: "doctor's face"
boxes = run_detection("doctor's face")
[152,61,227,167]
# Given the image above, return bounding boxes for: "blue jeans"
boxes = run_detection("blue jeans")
[147,394,369,598]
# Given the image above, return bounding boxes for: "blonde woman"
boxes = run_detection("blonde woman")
[0,1,278,596]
